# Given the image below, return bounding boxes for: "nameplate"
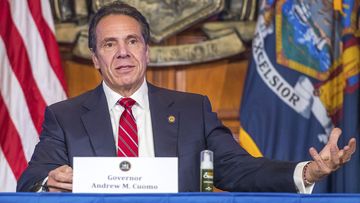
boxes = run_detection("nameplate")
[73,157,178,193]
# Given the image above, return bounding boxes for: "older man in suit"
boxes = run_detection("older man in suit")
[17,1,356,193]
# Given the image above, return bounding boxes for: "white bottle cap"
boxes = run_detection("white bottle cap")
[200,150,213,169]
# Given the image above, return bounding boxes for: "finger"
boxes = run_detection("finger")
[47,183,72,192]
[339,149,351,164]
[49,168,73,180]
[54,172,73,183]
[309,147,332,175]
[328,128,342,145]
[347,138,356,154]
[340,139,357,163]
[339,138,356,160]
[49,168,73,183]
[63,166,73,175]
[59,165,73,173]
[337,148,345,163]
[328,145,340,170]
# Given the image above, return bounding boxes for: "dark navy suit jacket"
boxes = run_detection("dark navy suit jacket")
[17,83,297,192]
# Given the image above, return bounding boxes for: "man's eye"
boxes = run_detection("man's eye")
[104,42,114,48]
[129,39,137,45]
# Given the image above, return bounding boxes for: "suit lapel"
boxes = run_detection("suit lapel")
[148,84,179,157]
[81,85,116,156]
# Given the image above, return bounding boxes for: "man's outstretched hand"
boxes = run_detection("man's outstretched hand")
[304,128,356,185]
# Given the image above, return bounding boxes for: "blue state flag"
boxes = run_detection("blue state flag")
[239,0,360,193]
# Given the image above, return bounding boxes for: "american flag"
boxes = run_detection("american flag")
[0,0,67,191]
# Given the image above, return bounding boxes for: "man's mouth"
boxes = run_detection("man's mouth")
[116,65,135,69]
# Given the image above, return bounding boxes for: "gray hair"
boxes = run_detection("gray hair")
[88,1,150,53]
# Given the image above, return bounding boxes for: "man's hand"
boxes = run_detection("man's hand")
[304,128,356,185]
[47,165,73,192]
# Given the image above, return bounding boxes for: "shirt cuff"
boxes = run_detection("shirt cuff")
[294,161,315,194]
[36,176,49,192]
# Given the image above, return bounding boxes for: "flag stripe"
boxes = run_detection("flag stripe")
[9,0,66,105]
[0,38,39,161]
[27,0,67,94]
[0,0,47,133]
[0,150,17,192]
[0,95,28,180]
[40,0,56,32]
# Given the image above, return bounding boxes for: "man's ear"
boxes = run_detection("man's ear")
[146,44,150,64]
[91,52,100,70]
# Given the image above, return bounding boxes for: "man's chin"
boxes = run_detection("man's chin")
[111,81,142,95]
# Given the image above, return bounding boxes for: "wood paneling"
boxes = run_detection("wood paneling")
[64,60,102,98]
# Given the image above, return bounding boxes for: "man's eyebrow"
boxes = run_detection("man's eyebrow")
[101,37,117,43]
[126,34,142,41]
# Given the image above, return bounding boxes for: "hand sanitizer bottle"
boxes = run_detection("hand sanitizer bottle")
[200,150,214,192]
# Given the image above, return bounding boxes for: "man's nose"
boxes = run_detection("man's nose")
[115,44,130,58]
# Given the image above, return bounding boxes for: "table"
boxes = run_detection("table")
[1,192,360,203]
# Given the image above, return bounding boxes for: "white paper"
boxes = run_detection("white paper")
[73,157,178,193]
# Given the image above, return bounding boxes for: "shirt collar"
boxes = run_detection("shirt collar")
[102,79,149,110]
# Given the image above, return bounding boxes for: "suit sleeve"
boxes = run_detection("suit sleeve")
[16,107,70,192]
[202,96,298,192]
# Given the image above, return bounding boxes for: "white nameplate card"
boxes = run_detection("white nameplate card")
[73,157,178,193]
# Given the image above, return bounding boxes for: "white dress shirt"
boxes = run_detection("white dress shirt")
[294,161,314,193]
[103,79,155,157]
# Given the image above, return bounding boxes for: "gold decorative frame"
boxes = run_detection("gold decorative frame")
[93,0,225,43]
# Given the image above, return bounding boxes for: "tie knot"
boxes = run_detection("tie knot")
[118,97,136,109]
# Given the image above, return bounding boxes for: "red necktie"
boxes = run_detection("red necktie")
[117,98,138,157]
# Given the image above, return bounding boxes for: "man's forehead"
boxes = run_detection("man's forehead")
[96,15,141,36]
[96,14,140,30]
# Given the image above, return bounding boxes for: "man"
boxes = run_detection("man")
[17,1,356,193]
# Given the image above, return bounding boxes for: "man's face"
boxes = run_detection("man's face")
[92,14,149,95]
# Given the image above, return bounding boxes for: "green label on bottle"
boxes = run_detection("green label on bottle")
[200,169,213,192]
